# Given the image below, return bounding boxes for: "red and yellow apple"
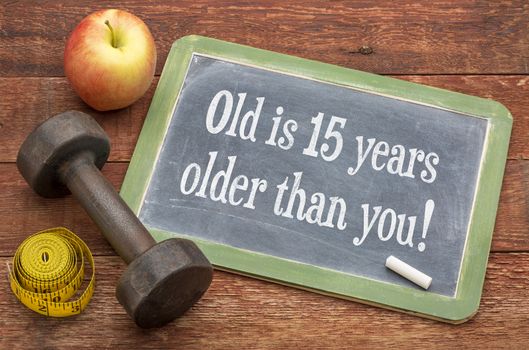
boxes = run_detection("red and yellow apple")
[64,9,157,111]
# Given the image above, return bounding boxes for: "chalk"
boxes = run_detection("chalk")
[385,255,432,290]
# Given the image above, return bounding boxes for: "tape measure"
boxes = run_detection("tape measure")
[8,227,95,317]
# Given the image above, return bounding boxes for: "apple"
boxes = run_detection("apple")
[64,9,157,111]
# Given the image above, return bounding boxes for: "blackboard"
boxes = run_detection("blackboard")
[121,36,512,322]
[141,54,485,297]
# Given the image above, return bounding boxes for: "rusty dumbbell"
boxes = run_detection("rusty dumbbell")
[17,111,213,328]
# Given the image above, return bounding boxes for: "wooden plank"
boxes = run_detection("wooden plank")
[1,1,528,77]
[0,77,154,163]
[0,75,527,161]
[495,159,529,251]
[0,162,118,257]
[0,160,527,257]
[0,1,525,346]
[1,253,528,349]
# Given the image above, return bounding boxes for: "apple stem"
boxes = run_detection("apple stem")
[105,20,117,48]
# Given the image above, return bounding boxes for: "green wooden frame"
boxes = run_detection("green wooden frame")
[120,35,512,323]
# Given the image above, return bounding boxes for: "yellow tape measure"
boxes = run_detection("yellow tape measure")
[8,227,95,317]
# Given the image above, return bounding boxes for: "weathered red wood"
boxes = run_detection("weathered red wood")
[1,253,528,349]
[1,2,527,347]
[0,160,526,257]
[0,75,527,161]
[1,1,529,77]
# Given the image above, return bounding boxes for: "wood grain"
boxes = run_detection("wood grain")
[1,253,528,349]
[0,159,526,257]
[1,1,527,347]
[1,1,528,77]
[0,75,528,161]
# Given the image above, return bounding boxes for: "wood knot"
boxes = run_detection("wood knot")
[346,46,374,55]
[359,46,373,55]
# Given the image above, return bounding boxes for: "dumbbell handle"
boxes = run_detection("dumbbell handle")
[58,151,155,264]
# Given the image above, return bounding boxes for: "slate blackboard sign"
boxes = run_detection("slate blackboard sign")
[121,36,512,322]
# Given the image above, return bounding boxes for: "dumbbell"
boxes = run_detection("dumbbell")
[17,111,213,328]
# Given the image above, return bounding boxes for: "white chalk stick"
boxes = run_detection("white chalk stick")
[385,255,432,290]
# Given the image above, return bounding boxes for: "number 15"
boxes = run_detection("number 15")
[303,113,347,162]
